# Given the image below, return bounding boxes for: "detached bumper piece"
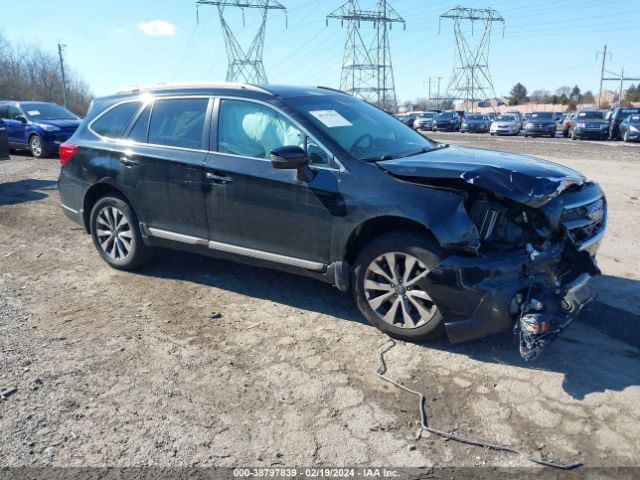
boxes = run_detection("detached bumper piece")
[515,272,595,361]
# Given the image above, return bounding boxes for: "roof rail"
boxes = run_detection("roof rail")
[316,85,349,95]
[115,82,273,96]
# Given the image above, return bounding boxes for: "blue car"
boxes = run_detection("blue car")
[0,101,81,158]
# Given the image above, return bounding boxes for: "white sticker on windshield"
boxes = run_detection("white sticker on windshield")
[309,110,352,128]
[28,110,40,116]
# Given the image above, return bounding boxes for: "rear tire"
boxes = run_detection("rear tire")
[353,231,445,342]
[90,194,150,271]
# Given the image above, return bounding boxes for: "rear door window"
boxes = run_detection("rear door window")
[92,102,142,139]
[148,98,209,150]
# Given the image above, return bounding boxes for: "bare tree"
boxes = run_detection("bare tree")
[0,32,92,115]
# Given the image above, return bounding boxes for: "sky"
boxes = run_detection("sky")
[1,0,639,103]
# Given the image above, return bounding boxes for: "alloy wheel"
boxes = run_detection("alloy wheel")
[363,252,437,329]
[30,137,43,157]
[95,206,133,261]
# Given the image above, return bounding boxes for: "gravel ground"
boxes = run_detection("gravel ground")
[1,134,639,472]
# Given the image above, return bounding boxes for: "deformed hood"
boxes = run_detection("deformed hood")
[377,145,585,207]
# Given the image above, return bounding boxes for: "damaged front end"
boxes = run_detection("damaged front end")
[428,179,605,359]
[376,147,607,359]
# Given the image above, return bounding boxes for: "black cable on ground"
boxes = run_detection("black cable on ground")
[376,338,582,470]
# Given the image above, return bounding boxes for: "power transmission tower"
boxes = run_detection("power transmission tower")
[439,7,504,112]
[596,45,612,108]
[196,0,286,84]
[57,41,68,108]
[327,0,405,112]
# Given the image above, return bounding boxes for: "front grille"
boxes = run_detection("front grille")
[560,195,606,248]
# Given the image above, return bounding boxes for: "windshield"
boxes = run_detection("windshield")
[577,111,604,120]
[627,114,640,124]
[496,115,515,121]
[22,102,77,121]
[466,115,484,121]
[436,112,455,119]
[417,112,434,118]
[530,112,554,120]
[293,95,437,161]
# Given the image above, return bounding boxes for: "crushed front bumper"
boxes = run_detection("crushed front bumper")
[425,243,600,344]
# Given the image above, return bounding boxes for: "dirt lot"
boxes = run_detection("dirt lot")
[1,134,639,472]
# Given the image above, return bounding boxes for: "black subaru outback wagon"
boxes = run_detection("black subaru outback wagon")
[58,84,606,357]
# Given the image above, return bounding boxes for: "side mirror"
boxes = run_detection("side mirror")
[270,145,314,182]
[15,115,28,124]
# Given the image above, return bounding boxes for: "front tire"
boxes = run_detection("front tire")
[353,231,445,342]
[29,135,47,158]
[90,195,150,271]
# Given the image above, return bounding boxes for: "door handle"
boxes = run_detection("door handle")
[119,157,139,167]
[206,172,233,185]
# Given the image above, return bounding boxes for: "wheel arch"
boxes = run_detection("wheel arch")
[342,216,439,266]
[82,181,139,233]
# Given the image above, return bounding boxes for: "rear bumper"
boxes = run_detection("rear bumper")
[58,170,87,228]
[427,244,600,343]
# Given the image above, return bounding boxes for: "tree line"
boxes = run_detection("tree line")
[0,32,92,116]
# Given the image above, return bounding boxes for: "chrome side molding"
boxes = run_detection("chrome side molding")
[148,228,326,271]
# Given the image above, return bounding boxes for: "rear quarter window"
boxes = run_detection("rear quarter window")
[91,102,142,139]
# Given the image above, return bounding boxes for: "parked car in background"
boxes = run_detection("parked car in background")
[57,82,606,353]
[571,110,609,140]
[505,111,523,133]
[394,113,417,129]
[523,111,556,138]
[608,107,640,140]
[432,111,461,131]
[0,118,9,160]
[485,112,497,122]
[0,101,81,158]
[619,114,640,142]
[562,112,576,138]
[523,113,531,124]
[460,114,489,133]
[413,111,436,131]
[490,114,519,135]
[554,112,564,124]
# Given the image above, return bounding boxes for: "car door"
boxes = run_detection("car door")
[4,105,28,146]
[113,96,211,240]
[203,97,340,265]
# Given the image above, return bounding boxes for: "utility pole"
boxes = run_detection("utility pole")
[436,76,443,109]
[602,68,640,107]
[596,45,611,108]
[57,41,68,108]
[619,67,624,106]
